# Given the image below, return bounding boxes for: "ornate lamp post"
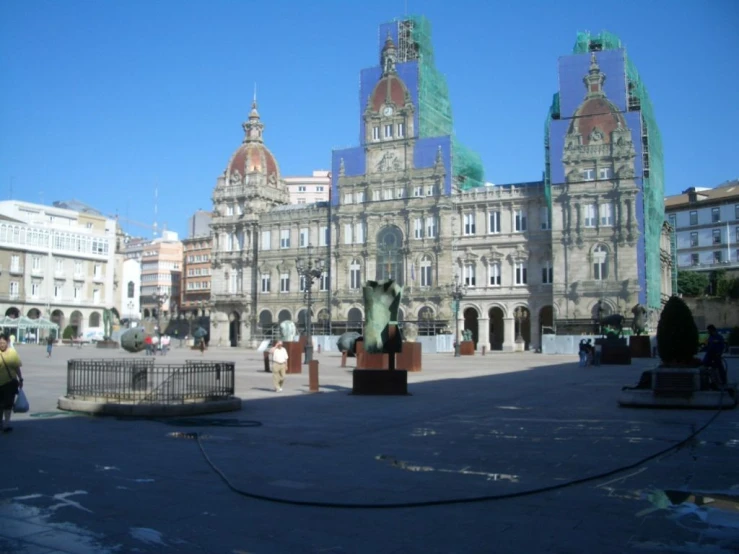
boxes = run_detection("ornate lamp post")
[514,306,529,347]
[296,244,325,363]
[449,275,468,357]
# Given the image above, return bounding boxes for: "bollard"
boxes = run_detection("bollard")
[263,351,271,373]
[309,360,319,393]
[341,351,347,368]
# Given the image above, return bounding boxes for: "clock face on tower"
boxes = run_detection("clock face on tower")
[383,106,394,117]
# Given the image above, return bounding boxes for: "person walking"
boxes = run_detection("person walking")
[270,341,288,392]
[0,333,23,433]
[46,335,54,358]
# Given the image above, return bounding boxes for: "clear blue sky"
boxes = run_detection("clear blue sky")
[1,0,737,238]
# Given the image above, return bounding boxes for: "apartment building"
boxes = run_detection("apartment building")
[135,231,183,318]
[181,235,212,315]
[0,200,116,334]
[284,171,331,204]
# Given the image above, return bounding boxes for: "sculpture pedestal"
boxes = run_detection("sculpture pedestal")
[601,337,632,365]
[356,341,421,372]
[283,341,303,374]
[460,341,475,356]
[398,342,422,372]
[629,335,652,358]
[352,370,408,395]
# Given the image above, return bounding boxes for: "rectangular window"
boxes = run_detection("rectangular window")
[280,273,290,293]
[420,262,432,287]
[414,218,423,239]
[344,193,353,205]
[489,263,501,286]
[690,232,699,247]
[319,273,329,291]
[599,203,613,227]
[372,190,381,201]
[691,253,699,266]
[689,211,698,226]
[32,256,41,270]
[9,281,19,297]
[599,167,613,180]
[94,263,102,278]
[514,209,527,232]
[297,199,306,204]
[735,205,739,220]
[299,228,309,248]
[540,206,551,230]
[396,188,404,198]
[299,275,307,292]
[712,207,721,223]
[584,205,597,228]
[10,255,20,271]
[384,124,393,138]
[713,229,722,245]
[515,262,528,285]
[31,282,40,296]
[736,227,739,244]
[426,185,434,196]
[344,223,353,245]
[280,229,290,249]
[383,189,393,200]
[261,274,271,293]
[397,123,405,138]
[581,168,595,181]
[463,213,476,235]
[297,185,307,192]
[464,265,476,287]
[413,186,423,197]
[55,258,64,272]
[542,261,553,284]
[372,126,380,141]
[350,266,361,290]
[93,288,100,304]
[54,283,62,299]
[425,216,437,238]
[356,191,365,203]
[355,222,365,244]
[226,204,234,216]
[488,211,501,234]
[319,226,328,247]
[261,230,271,250]
[74,285,81,299]
[714,250,723,264]
[668,214,676,228]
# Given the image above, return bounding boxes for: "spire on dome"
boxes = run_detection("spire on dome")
[242,90,264,144]
[583,52,606,98]
[381,32,397,76]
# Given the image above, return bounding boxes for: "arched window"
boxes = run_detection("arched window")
[593,245,608,280]
[420,255,432,287]
[376,226,404,285]
[127,281,135,298]
[349,259,361,290]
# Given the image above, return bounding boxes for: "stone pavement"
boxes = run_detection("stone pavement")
[1,344,738,553]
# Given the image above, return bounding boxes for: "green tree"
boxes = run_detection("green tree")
[677,271,709,297]
[657,296,699,365]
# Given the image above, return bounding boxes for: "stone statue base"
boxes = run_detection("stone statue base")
[96,340,119,349]
[601,337,632,365]
[460,341,475,355]
[283,341,304,374]
[355,341,422,372]
[352,369,408,395]
[629,335,652,358]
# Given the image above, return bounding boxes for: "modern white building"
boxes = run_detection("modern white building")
[665,180,739,271]
[284,171,331,204]
[0,200,117,334]
[118,258,142,322]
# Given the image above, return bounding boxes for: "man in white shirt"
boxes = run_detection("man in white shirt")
[270,341,289,392]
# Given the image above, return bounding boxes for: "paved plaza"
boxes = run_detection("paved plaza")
[1,344,738,553]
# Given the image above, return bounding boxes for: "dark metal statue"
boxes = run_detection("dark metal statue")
[631,304,649,336]
[600,314,625,338]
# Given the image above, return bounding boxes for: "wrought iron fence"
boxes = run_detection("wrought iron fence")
[66,358,235,405]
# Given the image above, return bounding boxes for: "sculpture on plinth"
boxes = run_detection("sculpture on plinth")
[279,320,297,342]
[362,280,403,355]
[631,304,648,336]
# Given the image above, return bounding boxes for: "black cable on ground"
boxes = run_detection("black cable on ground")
[188,392,729,510]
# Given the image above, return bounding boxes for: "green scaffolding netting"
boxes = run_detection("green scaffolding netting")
[545,31,665,310]
[405,15,485,190]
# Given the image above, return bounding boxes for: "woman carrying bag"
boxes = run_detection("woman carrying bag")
[0,333,24,433]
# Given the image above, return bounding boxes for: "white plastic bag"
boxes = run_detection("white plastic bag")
[13,388,29,413]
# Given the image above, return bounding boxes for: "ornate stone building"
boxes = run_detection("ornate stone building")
[208,17,671,350]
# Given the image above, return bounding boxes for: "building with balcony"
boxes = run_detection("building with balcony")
[132,231,183,319]
[284,171,331,204]
[0,200,116,335]
[665,180,739,272]
[181,235,212,315]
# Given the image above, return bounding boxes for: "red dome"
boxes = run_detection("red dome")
[370,75,408,112]
[227,143,279,181]
[570,98,627,145]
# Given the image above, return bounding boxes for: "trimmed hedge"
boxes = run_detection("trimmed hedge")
[657,296,698,365]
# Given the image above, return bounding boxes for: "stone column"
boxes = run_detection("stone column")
[502,317,515,352]
[477,317,491,352]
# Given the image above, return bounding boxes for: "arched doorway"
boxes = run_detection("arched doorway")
[70,310,83,336]
[27,308,41,320]
[513,306,531,350]
[418,306,435,336]
[539,306,554,337]
[375,226,405,285]
[5,307,19,319]
[278,309,292,323]
[489,307,504,350]
[89,312,101,328]
[347,307,363,333]
[463,307,479,347]
[316,309,329,335]
[229,311,240,347]
[143,308,151,318]
[51,309,65,333]
[259,310,273,339]
[297,308,310,335]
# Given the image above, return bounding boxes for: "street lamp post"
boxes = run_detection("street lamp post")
[296,244,325,364]
[449,275,468,357]
[514,306,529,347]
